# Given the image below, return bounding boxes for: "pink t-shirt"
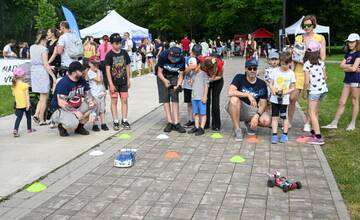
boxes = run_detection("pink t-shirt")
[97,42,112,61]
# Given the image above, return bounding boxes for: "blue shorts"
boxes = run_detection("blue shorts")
[308,92,327,101]
[192,100,206,115]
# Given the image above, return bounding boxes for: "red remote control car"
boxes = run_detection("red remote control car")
[267,171,302,193]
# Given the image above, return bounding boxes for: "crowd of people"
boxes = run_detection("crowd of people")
[7,15,360,146]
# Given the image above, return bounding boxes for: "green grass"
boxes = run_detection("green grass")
[299,63,360,219]
[0,85,14,117]
[327,54,344,62]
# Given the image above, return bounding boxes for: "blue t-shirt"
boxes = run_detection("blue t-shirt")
[344,51,360,83]
[51,75,90,110]
[231,74,268,105]
[157,49,185,77]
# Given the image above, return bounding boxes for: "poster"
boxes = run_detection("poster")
[0,59,30,85]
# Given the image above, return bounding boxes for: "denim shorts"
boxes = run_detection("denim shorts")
[308,92,327,101]
[192,100,206,115]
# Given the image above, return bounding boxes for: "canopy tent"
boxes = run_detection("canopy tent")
[279,16,330,53]
[252,28,273,39]
[80,10,149,40]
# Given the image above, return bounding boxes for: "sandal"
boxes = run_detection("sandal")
[39,122,48,126]
[33,116,40,124]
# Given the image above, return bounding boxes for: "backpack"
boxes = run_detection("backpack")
[66,32,84,59]
[292,36,306,63]
[132,39,137,53]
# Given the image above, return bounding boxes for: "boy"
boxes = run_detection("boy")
[265,49,280,83]
[87,55,109,131]
[269,52,296,143]
[187,57,209,136]
[105,33,132,131]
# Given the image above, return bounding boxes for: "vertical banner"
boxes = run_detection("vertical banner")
[61,6,80,38]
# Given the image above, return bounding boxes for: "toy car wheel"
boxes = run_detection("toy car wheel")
[283,185,289,193]
[296,181,302,189]
[267,179,275,187]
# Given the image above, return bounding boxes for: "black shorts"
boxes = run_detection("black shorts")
[157,75,179,103]
[184,89,192,103]
[271,103,288,119]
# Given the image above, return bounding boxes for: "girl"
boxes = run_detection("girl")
[145,38,154,73]
[322,33,360,131]
[12,67,35,137]
[298,42,328,145]
[83,36,96,67]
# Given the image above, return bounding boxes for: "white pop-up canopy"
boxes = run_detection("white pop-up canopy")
[80,10,149,39]
[279,16,331,53]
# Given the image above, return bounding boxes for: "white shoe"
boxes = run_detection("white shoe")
[345,124,355,131]
[321,123,337,129]
[303,123,311,132]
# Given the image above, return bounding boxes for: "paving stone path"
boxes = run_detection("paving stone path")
[0,58,350,220]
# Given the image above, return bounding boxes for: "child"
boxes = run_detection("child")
[269,52,296,143]
[187,57,209,136]
[12,67,35,137]
[87,55,109,131]
[265,49,280,83]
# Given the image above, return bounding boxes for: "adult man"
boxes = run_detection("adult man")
[200,39,209,56]
[51,61,96,137]
[226,58,271,141]
[2,39,17,58]
[57,21,77,67]
[181,35,191,56]
[157,46,186,133]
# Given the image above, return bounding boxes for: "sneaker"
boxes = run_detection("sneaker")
[27,128,36,133]
[345,124,355,131]
[92,125,100,132]
[33,116,40,124]
[246,124,256,136]
[184,120,195,128]
[75,124,90,135]
[303,123,311,132]
[195,128,205,136]
[188,127,198,134]
[235,128,243,142]
[58,124,69,137]
[296,132,314,143]
[306,137,325,145]
[212,127,221,132]
[13,130,20,137]
[121,120,131,130]
[173,123,186,133]
[101,124,109,131]
[271,135,279,144]
[204,125,210,130]
[280,134,288,143]
[113,121,120,131]
[321,123,337,129]
[164,123,173,132]
[49,121,56,129]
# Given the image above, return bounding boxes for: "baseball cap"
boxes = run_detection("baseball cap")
[245,58,258,67]
[268,49,279,59]
[192,44,202,56]
[168,47,182,63]
[68,61,87,73]
[307,41,321,52]
[89,55,101,64]
[345,33,360,42]
[110,33,122,43]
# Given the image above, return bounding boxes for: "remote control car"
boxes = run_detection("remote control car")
[267,171,302,193]
[114,149,137,168]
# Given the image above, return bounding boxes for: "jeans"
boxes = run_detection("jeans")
[14,108,31,130]
[206,78,224,129]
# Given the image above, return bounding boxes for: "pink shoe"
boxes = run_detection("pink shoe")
[306,136,325,145]
[296,133,314,143]
[27,128,36,133]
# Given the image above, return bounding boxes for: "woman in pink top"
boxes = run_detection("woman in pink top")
[97,35,112,89]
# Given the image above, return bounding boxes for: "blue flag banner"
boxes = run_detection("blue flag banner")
[61,6,80,38]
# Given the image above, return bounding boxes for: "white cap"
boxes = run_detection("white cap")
[346,33,360,42]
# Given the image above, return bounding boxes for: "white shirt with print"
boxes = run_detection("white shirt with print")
[269,67,296,105]
[303,60,328,95]
[88,69,105,98]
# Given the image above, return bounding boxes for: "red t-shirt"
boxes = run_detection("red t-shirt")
[181,38,191,51]
[199,56,224,77]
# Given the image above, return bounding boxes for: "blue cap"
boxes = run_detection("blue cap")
[268,49,279,59]
[245,58,258,67]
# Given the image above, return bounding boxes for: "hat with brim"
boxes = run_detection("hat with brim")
[345,33,360,42]
[168,47,182,63]
[110,33,122,43]
[245,58,258,68]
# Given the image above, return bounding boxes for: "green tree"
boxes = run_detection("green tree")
[35,0,58,30]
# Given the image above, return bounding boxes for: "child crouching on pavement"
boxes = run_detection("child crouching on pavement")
[87,55,109,131]
[187,57,209,136]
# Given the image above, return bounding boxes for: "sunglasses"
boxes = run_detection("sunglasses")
[302,24,313,29]
[247,67,257,71]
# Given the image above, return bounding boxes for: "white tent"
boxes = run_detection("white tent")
[80,10,149,39]
[279,16,330,53]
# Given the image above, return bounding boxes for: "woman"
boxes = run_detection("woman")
[30,30,56,125]
[322,33,360,131]
[83,36,96,67]
[47,28,61,72]
[97,35,112,89]
[289,15,326,130]
[145,38,154,73]
[200,56,225,131]
[244,34,257,61]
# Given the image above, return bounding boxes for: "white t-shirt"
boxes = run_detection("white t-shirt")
[145,44,154,57]
[269,67,296,105]
[58,32,77,67]
[303,60,328,94]
[201,42,209,56]
[3,44,16,57]
[122,39,133,57]
[88,69,105,97]
[264,66,276,82]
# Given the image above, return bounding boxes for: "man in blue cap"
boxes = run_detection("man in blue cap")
[226,58,271,141]
[157,46,186,133]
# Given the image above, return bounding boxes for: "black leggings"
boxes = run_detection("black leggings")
[206,78,224,129]
[14,108,31,131]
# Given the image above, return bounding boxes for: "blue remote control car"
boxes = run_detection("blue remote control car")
[114,149,137,168]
